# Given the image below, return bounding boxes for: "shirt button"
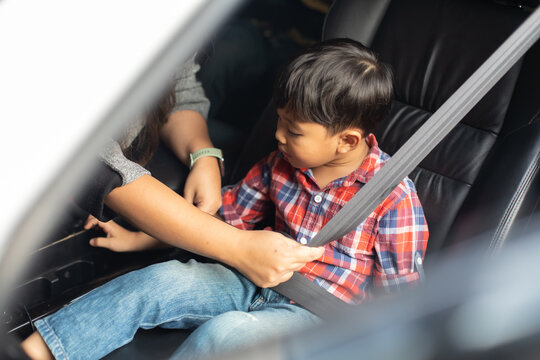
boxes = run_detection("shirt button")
[314,195,322,203]
[299,237,308,245]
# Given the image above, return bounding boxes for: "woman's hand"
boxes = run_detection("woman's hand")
[84,215,164,252]
[183,156,222,215]
[231,230,325,288]
[158,109,222,215]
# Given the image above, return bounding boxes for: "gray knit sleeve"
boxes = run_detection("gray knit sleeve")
[100,140,150,186]
[172,55,210,119]
[98,57,206,186]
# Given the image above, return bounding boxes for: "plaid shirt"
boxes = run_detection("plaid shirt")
[221,134,429,304]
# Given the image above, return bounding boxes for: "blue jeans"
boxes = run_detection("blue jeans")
[34,259,320,360]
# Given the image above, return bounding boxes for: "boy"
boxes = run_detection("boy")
[22,38,428,360]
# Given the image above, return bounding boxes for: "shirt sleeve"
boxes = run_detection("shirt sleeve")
[99,140,150,186]
[76,139,150,221]
[220,154,275,230]
[73,159,122,221]
[372,189,429,293]
[171,55,210,119]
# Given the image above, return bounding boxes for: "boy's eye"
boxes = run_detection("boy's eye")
[287,130,301,137]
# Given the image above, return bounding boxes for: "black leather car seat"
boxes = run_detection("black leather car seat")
[10,1,536,359]
[232,0,540,260]
[106,0,540,358]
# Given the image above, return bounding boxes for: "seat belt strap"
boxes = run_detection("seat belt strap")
[274,273,356,316]
[272,6,540,319]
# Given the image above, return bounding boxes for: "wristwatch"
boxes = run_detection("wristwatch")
[189,147,225,176]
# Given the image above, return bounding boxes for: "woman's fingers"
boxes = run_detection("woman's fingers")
[288,245,325,270]
[183,187,195,207]
[236,231,326,288]
[195,197,221,215]
[183,156,222,215]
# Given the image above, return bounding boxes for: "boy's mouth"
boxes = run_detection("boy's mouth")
[279,147,289,159]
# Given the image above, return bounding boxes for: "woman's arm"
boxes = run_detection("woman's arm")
[160,55,221,214]
[105,175,324,287]
[160,110,222,215]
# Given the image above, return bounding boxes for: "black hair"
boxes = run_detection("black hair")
[273,38,393,135]
[123,82,175,166]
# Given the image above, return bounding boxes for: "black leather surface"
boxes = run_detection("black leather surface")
[100,1,540,357]
[74,161,122,222]
[104,328,191,360]
[322,0,390,46]
[234,0,539,255]
[319,0,539,253]
[145,142,189,194]
[10,1,537,358]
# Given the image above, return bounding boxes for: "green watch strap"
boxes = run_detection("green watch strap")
[189,147,224,175]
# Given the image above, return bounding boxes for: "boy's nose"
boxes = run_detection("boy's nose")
[275,127,286,145]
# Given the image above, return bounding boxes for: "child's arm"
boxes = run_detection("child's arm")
[220,153,276,230]
[84,215,169,252]
[373,190,429,292]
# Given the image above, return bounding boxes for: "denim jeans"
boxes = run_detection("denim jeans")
[34,259,320,360]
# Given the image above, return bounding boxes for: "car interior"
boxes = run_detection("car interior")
[2,0,539,359]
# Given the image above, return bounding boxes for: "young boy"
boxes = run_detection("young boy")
[22,38,428,360]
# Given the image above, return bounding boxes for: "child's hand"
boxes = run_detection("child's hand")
[84,215,162,252]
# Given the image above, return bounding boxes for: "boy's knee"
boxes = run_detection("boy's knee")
[191,311,262,349]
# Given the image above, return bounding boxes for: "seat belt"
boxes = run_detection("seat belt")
[272,6,540,319]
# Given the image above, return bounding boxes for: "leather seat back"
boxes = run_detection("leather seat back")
[322,0,540,254]
[231,0,540,256]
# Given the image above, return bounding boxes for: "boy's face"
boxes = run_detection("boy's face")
[275,107,341,169]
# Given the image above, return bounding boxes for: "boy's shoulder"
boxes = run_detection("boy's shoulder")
[243,150,295,186]
[367,141,421,210]
[258,150,294,174]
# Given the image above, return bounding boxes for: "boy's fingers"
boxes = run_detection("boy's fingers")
[97,221,112,233]
[89,237,109,248]
[89,236,122,252]
[84,215,99,230]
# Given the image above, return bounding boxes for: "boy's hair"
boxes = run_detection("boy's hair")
[273,38,393,135]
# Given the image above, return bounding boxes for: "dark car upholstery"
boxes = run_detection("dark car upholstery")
[4,0,538,359]
[92,1,540,357]
[232,0,540,260]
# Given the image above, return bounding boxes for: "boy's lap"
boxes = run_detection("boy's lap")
[171,303,320,359]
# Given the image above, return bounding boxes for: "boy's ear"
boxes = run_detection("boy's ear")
[337,129,364,153]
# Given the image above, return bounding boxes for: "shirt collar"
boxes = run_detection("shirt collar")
[344,133,388,186]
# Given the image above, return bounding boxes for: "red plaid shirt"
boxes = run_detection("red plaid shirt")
[221,134,429,304]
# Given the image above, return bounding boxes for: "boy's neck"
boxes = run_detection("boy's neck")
[311,139,370,189]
